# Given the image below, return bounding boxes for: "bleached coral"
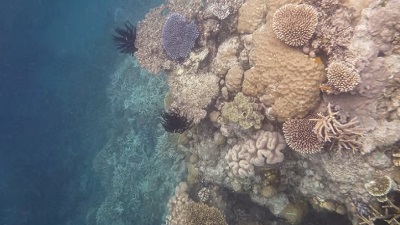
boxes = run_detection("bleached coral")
[225,130,286,179]
[169,72,220,123]
[272,4,318,46]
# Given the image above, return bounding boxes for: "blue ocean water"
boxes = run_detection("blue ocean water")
[0,0,178,224]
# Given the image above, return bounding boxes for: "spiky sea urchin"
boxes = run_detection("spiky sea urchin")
[161,110,193,133]
[113,22,138,55]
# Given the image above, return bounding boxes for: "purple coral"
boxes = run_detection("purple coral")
[162,13,199,59]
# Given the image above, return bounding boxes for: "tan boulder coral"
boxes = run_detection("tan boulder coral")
[237,0,268,34]
[242,25,325,122]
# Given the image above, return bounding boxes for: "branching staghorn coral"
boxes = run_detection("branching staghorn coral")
[310,103,365,153]
[358,198,400,225]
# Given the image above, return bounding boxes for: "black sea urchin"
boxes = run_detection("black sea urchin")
[161,110,193,133]
[113,22,138,55]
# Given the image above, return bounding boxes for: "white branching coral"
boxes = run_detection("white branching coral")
[326,61,360,93]
[310,104,365,153]
[272,4,318,46]
[169,73,220,124]
[225,130,286,179]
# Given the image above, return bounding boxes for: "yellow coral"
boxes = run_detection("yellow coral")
[221,92,264,129]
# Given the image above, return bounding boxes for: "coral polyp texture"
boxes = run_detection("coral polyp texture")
[162,13,199,60]
[283,117,324,154]
[272,4,318,46]
[326,61,360,93]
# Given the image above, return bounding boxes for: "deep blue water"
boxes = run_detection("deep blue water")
[0,0,164,224]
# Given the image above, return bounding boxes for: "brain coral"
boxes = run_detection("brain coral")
[242,24,325,122]
[326,61,360,93]
[272,4,318,46]
[162,13,199,60]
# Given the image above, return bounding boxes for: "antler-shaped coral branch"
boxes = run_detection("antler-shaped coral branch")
[310,104,365,153]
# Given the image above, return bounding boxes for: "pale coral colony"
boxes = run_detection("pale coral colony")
[132,0,400,224]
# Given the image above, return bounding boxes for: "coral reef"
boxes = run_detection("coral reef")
[272,4,318,46]
[101,0,400,225]
[162,13,199,60]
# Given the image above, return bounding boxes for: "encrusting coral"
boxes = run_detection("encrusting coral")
[162,13,199,60]
[272,4,318,46]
